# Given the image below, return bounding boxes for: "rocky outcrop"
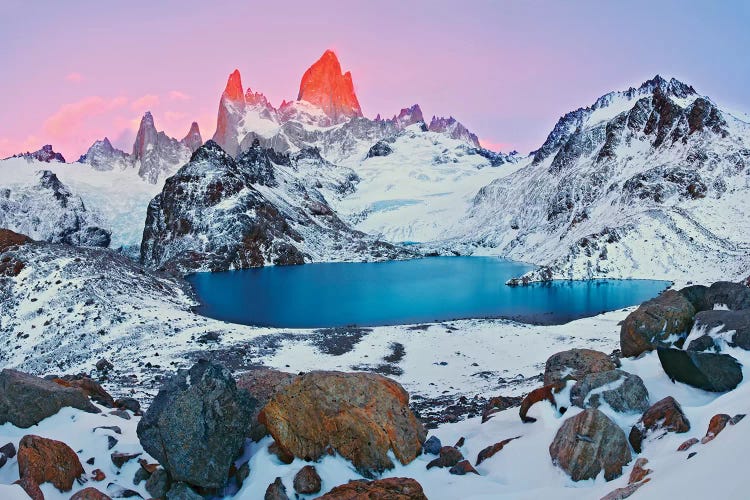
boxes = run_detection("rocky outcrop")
[258,371,426,477]
[366,140,393,158]
[0,369,99,428]
[77,138,130,171]
[136,360,255,489]
[428,116,480,147]
[544,348,618,385]
[236,368,297,441]
[657,347,743,392]
[426,446,464,469]
[570,369,650,413]
[475,436,520,466]
[10,144,66,163]
[621,290,696,357]
[17,435,85,498]
[628,396,690,452]
[317,477,428,500]
[549,408,631,481]
[180,122,203,153]
[691,309,750,351]
[296,50,363,124]
[132,111,192,184]
[70,487,111,500]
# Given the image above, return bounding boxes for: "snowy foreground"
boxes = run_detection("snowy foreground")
[0,307,748,499]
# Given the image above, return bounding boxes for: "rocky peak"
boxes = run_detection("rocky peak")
[223,69,245,104]
[11,145,66,163]
[181,122,203,153]
[297,50,363,123]
[392,104,424,128]
[213,71,248,156]
[132,111,191,184]
[428,116,480,147]
[77,137,130,171]
[637,75,696,99]
[245,88,273,109]
[132,112,158,159]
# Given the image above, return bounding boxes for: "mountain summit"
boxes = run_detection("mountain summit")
[297,50,363,123]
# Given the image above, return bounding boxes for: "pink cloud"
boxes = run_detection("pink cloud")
[479,138,514,152]
[65,72,84,83]
[168,90,191,101]
[130,94,160,111]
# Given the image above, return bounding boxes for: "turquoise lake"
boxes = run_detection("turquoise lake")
[187,257,669,328]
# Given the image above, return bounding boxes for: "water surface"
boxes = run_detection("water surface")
[187,257,668,328]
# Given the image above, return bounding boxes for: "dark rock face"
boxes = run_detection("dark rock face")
[426,446,464,470]
[235,368,296,441]
[0,369,99,428]
[704,281,750,311]
[422,436,442,455]
[621,166,707,203]
[145,468,171,498]
[657,347,743,392]
[317,477,428,500]
[11,144,66,163]
[265,477,289,500]
[475,436,520,466]
[293,465,322,495]
[544,349,618,386]
[620,290,696,357]
[692,309,750,350]
[166,482,203,500]
[258,371,426,478]
[628,396,690,452]
[136,360,255,489]
[366,140,393,158]
[570,370,650,413]
[236,140,279,187]
[549,408,631,482]
[132,112,192,184]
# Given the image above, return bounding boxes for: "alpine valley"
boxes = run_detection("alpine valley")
[1,46,750,500]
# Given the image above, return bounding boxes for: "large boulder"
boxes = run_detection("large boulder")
[235,368,296,441]
[621,290,696,357]
[692,309,750,350]
[0,369,99,428]
[570,370,650,413]
[52,375,116,408]
[549,408,631,481]
[258,371,426,478]
[657,347,743,392]
[543,349,618,386]
[17,435,85,498]
[628,396,690,452]
[317,477,428,500]
[136,361,255,489]
[703,281,750,311]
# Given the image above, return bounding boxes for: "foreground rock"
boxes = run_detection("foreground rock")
[691,309,750,351]
[657,347,743,392]
[70,487,111,500]
[519,383,564,423]
[620,290,696,357]
[17,435,85,498]
[570,370,650,413]
[629,396,690,452]
[136,360,255,489]
[236,368,296,441]
[259,371,426,477]
[544,349,618,386]
[0,369,99,428]
[549,408,631,481]
[293,465,322,495]
[317,477,428,499]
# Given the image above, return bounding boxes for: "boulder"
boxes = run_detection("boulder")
[519,383,564,423]
[0,369,99,428]
[692,309,750,350]
[549,408,631,481]
[422,436,441,455]
[293,465,321,495]
[449,460,479,475]
[628,457,651,484]
[620,290,696,357]
[426,446,463,469]
[136,360,255,489]
[111,452,140,468]
[544,349,618,386]
[70,487,112,500]
[317,477,428,500]
[678,284,709,312]
[677,438,699,451]
[115,398,141,414]
[235,368,296,441]
[481,395,523,423]
[703,281,750,311]
[258,371,426,477]
[166,482,202,500]
[52,376,116,407]
[629,396,690,452]
[570,370,650,413]
[17,435,84,496]
[657,347,743,392]
[265,477,289,500]
[475,436,520,466]
[145,468,171,498]
[702,413,731,443]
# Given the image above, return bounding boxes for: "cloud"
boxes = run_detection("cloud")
[43,96,128,138]
[479,138,514,152]
[65,72,84,83]
[130,94,160,111]
[168,90,191,101]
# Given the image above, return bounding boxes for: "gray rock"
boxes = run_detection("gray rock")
[235,368,296,442]
[678,284,709,312]
[549,408,631,481]
[704,282,750,311]
[544,349,618,386]
[423,436,442,455]
[657,347,743,392]
[686,334,719,352]
[166,482,202,500]
[692,309,750,350]
[570,369,650,413]
[0,369,99,428]
[136,360,255,489]
[366,140,393,158]
[145,468,171,499]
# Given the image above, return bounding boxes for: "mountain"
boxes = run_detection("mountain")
[451,75,750,284]
[428,116,480,148]
[7,144,66,163]
[140,140,411,273]
[295,49,363,124]
[181,121,203,153]
[77,137,130,171]
[132,111,193,184]
[0,170,111,247]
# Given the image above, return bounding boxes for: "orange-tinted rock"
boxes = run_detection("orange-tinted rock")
[628,457,651,484]
[544,349,618,386]
[213,70,246,156]
[677,437,699,451]
[0,228,31,252]
[520,382,564,423]
[259,371,426,477]
[236,368,296,441]
[476,436,520,465]
[426,446,463,469]
[702,413,731,443]
[17,435,84,494]
[449,459,479,475]
[297,50,363,123]
[600,479,650,500]
[620,290,695,357]
[52,376,115,407]
[629,396,690,452]
[317,477,428,500]
[70,487,112,500]
[91,468,106,481]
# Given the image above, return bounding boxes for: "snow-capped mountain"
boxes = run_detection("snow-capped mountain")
[0,170,111,247]
[6,144,66,163]
[76,137,131,171]
[140,140,411,273]
[450,76,750,284]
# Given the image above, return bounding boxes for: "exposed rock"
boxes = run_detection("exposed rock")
[136,360,254,489]
[549,408,631,481]
[258,371,426,477]
[677,437,699,451]
[11,144,66,163]
[620,290,696,357]
[264,477,289,500]
[0,442,16,458]
[181,122,203,153]
[366,140,393,158]
[95,358,114,372]
[70,487,112,500]
[475,436,520,466]
[703,281,750,311]
[17,435,84,495]
[701,413,731,443]
[426,446,464,469]
[115,398,141,414]
[77,137,130,172]
[296,50,363,124]
[570,369,650,413]
[92,469,106,481]
[145,468,171,499]
[428,116,480,148]
[111,452,141,468]
[0,369,99,428]
[657,347,743,392]
[520,383,564,423]
[235,368,296,441]
[52,375,116,407]
[481,394,524,423]
[268,441,294,464]
[629,396,690,452]
[317,477,428,500]
[600,480,650,500]
[692,309,750,350]
[132,112,192,184]
[544,349,618,386]
[449,459,479,475]
[166,481,202,500]
[293,465,321,495]
[628,457,651,483]
[454,437,465,448]
[422,436,442,455]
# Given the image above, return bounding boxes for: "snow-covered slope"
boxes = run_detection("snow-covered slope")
[451,76,750,283]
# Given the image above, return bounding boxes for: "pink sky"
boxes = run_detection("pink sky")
[1,1,748,160]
